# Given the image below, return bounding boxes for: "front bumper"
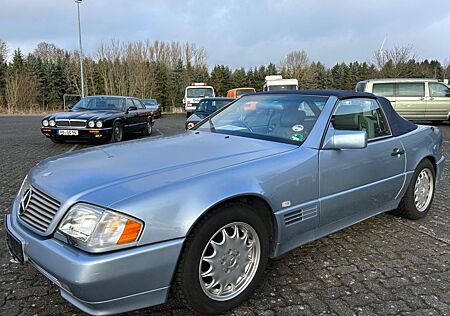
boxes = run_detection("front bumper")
[41,127,112,141]
[5,213,184,315]
[185,104,198,113]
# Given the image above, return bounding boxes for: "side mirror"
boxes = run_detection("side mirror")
[127,105,138,112]
[323,130,368,150]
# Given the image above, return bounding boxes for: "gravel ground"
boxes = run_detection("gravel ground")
[0,115,449,315]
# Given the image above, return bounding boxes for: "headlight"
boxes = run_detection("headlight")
[88,120,95,128]
[58,203,143,251]
[42,120,49,127]
[49,120,56,127]
[187,122,195,129]
[96,121,103,128]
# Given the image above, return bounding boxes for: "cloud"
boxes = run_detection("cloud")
[0,0,449,67]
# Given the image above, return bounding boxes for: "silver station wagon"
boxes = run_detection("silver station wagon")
[5,90,444,315]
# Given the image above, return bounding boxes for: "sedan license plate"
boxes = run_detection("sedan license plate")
[58,129,78,136]
[6,230,24,263]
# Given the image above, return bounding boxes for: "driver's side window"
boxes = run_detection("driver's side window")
[132,99,145,109]
[331,98,391,140]
[126,99,135,110]
[429,82,450,97]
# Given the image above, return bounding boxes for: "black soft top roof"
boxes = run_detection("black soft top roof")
[256,89,376,99]
[250,90,417,137]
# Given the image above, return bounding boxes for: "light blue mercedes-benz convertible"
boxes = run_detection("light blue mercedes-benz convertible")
[5,90,444,315]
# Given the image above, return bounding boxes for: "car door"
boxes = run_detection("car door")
[132,99,149,128]
[395,82,426,120]
[124,98,140,132]
[427,82,450,120]
[319,98,405,228]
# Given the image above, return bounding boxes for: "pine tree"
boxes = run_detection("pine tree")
[210,65,232,96]
[167,59,185,107]
[231,68,247,88]
[9,48,25,75]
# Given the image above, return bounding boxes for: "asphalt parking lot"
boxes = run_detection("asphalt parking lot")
[0,115,449,316]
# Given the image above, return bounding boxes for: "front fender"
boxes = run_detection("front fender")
[110,171,273,246]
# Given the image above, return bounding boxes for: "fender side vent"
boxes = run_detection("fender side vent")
[284,206,317,226]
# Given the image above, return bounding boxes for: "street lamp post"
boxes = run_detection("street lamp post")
[75,0,85,98]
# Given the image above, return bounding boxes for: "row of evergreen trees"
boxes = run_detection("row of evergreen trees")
[0,39,448,113]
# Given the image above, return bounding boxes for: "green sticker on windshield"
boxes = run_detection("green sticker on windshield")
[290,133,304,142]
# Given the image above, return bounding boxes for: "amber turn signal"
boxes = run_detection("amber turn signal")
[117,219,142,244]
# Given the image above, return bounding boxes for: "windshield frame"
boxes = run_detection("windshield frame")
[71,96,125,112]
[193,93,328,146]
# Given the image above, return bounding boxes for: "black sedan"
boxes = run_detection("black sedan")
[41,96,154,143]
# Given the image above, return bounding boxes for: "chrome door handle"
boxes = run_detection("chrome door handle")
[419,97,425,100]
[391,148,405,156]
[430,97,434,100]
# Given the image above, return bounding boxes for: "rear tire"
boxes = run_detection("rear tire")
[174,203,269,314]
[142,118,153,136]
[391,159,435,220]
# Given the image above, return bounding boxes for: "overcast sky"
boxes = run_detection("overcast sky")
[1,0,449,68]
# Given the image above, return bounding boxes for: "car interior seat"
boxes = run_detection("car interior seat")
[270,105,306,139]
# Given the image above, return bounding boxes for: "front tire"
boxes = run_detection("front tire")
[109,122,123,143]
[391,159,435,220]
[174,203,269,314]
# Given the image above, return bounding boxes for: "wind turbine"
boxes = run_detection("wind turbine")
[377,35,387,70]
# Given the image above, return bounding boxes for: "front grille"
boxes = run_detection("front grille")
[70,120,86,127]
[56,120,86,128]
[19,187,60,233]
[56,120,70,127]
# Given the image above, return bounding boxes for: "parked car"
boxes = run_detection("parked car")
[6,90,444,315]
[185,97,235,129]
[40,96,154,143]
[263,75,298,91]
[183,83,215,116]
[226,87,256,98]
[356,78,450,123]
[142,98,162,118]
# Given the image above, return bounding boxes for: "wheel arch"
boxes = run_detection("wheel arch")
[185,193,278,257]
[422,155,437,174]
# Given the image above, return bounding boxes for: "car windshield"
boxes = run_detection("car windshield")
[72,97,124,112]
[187,88,214,98]
[195,99,233,118]
[268,85,297,91]
[195,94,327,144]
[236,89,255,97]
[143,99,157,106]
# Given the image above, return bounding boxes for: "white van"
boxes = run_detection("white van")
[263,75,298,91]
[183,83,215,115]
[356,78,450,122]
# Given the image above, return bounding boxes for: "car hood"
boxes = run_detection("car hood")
[29,132,297,205]
[45,110,122,121]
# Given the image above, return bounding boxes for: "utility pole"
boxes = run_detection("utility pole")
[75,0,85,97]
